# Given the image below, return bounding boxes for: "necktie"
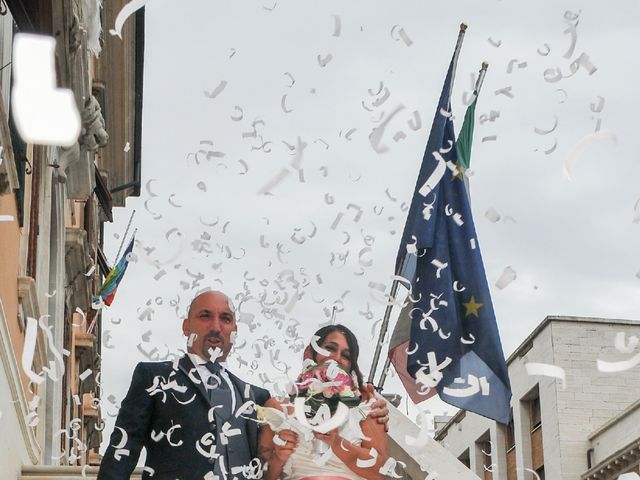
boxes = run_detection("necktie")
[204,361,232,418]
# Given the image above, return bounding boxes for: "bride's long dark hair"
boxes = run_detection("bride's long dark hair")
[308,324,365,389]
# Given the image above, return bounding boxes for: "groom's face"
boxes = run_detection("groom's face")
[183,291,237,361]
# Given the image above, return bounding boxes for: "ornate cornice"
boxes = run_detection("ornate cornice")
[582,440,640,480]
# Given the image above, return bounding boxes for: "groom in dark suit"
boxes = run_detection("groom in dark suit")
[97,290,270,480]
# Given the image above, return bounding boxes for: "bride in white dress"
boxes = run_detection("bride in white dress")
[258,325,389,480]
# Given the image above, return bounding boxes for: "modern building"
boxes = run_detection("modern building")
[434,316,640,480]
[0,1,143,478]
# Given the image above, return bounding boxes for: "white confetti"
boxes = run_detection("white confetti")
[484,207,501,223]
[280,94,293,113]
[123,141,131,152]
[317,54,333,67]
[379,457,406,478]
[537,43,550,56]
[355,448,378,468]
[534,116,558,135]
[12,34,80,146]
[25,411,40,427]
[525,362,566,389]
[614,332,639,354]
[597,352,640,373]
[331,14,341,37]
[418,151,446,196]
[310,335,331,356]
[79,369,93,381]
[22,317,44,385]
[494,86,514,98]
[633,197,640,223]
[618,473,640,480]
[110,0,149,38]
[495,266,517,289]
[590,96,605,113]
[204,80,228,99]
[563,130,617,181]
[0,215,15,222]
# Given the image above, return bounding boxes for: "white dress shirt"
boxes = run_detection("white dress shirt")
[187,353,237,413]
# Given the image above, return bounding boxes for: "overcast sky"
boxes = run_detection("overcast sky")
[99,0,640,450]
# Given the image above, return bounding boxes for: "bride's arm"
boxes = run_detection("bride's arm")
[361,384,390,430]
[257,398,298,480]
[317,415,388,480]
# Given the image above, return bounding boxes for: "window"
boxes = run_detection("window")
[530,395,544,473]
[530,395,542,430]
[505,409,516,480]
[475,430,495,480]
[458,448,470,469]
[505,415,515,451]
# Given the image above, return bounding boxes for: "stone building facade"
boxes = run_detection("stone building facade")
[0,1,143,477]
[434,316,640,480]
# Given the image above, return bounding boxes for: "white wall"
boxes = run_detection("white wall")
[552,321,640,479]
[589,400,640,467]
[435,317,640,480]
[0,301,41,476]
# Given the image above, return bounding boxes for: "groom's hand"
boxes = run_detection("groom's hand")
[364,384,390,432]
[273,429,298,462]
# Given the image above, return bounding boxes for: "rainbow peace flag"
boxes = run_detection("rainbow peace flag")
[95,235,135,307]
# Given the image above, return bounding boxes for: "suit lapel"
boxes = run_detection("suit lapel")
[177,355,213,407]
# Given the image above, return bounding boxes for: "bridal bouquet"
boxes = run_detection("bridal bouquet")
[291,359,362,417]
[256,359,372,467]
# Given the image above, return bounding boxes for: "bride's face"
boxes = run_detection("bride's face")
[316,331,352,370]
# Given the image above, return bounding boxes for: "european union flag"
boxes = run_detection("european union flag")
[392,31,512,424]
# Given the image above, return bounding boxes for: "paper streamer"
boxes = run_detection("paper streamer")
[633,197,640,223]
[310,336,331,356]
[22,317,44,385]
[355,448,378,468]
[617,473,640,480]
[563,131,617,181]
[484,207,501,223]
[495,266,517,290]
[110,0,149,38]
[293,397,349,434]
[614,332,639,354]
[525,362,566,389]
[597,352,640,373]
[418,152,446,196]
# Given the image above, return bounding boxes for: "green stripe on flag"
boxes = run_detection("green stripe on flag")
[456,95,477,169]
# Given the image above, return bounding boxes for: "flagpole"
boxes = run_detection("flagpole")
[462,62,487,199]
[113,209,136,265]
[474,62,488,95]
[448,23,468,103]
[367,279,399,385]
[373,23,468,392]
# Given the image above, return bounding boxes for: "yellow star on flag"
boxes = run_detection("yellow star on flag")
[463,296,483,318]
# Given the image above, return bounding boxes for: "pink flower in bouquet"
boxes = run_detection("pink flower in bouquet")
[291,360,362,416]
[293,360,361,403]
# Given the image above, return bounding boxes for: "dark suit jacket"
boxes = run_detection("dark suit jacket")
[97,355,270,480]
